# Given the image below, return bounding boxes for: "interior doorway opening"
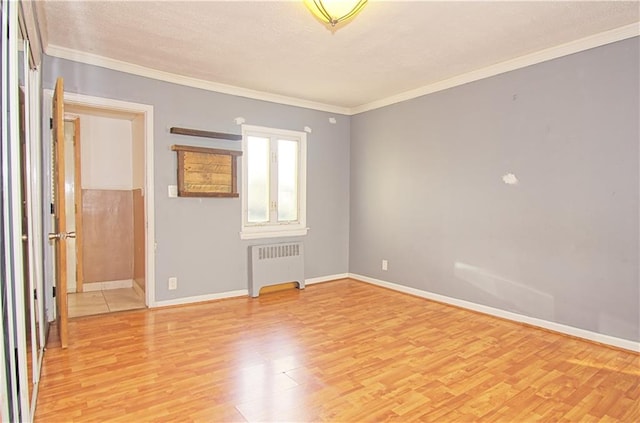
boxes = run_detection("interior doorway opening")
[63,108,147,318]
[44,89,155,327]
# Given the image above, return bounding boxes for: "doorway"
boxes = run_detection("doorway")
[44,90,156,325]
[64,111,147,317]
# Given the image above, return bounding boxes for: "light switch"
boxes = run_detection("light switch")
[168,185,178,198]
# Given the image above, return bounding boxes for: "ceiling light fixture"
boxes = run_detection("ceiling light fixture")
[304,0,368,27]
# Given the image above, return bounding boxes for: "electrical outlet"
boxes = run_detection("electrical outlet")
[382,260,388,271]
[168,277,178,290]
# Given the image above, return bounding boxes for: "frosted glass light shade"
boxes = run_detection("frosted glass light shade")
[304,0,368,27]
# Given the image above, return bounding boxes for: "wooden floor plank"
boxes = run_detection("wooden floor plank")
[35,279,639,422]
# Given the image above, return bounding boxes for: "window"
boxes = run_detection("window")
[241,125,307,239]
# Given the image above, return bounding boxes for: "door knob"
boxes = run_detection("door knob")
[48,232,75,241]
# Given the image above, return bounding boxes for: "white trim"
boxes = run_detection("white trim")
[45,44,350,115]
[44,89,153,117]
[7,1,31,418]
[240,125,308,240]
[352,23,640,114]
[87,271,639,352]
[240,228,309,240]
[42,90,156,307]
[28,67,46,366]
[44,24,638,116]
[1,3,16,419]
[18,0,42,68]
[22,42,45,400]
[349,273,640,353]
[29,352,43,421]
[153,289,249,308]
[151,273,350,307]
[305,273,349,285]
[82,279,134,292]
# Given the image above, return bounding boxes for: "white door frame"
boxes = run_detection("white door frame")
[43,90,156,308]
[2,0,30,419]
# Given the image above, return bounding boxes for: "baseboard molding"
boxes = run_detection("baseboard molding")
[153,289,249,308]
[147,272,639,352]
[151,273,350,308]
[306,273,350,285]
[83,279,134,292]
[349,273,639,353]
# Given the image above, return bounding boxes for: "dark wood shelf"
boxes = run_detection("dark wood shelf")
[170,127,242,141]
[171,144,242,156]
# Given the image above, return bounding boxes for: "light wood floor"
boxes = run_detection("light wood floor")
[35,279,639,422]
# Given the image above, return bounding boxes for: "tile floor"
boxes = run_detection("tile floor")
[68,288,145,318]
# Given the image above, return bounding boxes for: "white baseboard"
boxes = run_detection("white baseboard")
[306,273,349,285]
[83,279,133,292]
[153,289,249,308]
[151,273,349,308]
[349,273,640,353]
[147,272,639,352]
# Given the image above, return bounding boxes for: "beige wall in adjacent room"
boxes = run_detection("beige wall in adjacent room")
[78,113,142,288]
[82,189,134,283]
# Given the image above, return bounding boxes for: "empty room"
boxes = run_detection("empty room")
[1,1,638,422]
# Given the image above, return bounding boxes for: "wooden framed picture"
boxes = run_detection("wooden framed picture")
[171,144,242,197]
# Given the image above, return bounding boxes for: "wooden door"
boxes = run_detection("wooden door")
[51,77,69,348]
[73,119,84,293]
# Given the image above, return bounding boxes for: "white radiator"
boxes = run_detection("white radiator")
[249,242,305,297]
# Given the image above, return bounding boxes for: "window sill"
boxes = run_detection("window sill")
[240,227,309,240]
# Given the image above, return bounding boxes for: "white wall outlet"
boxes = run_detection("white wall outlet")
[168,277,178,290]
[382,260,388,271]
[168,185,178,198]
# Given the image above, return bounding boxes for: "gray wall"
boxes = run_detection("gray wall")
[350,38,639,342]
[42,56,350,305]
[42,37,639,343]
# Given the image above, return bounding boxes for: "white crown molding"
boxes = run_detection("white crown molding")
[44,44,352,115]
[351,22,640,115]
[45,23,638,116]
[349,273,640,353]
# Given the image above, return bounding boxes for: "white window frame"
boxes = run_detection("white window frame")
[241,124,308,240]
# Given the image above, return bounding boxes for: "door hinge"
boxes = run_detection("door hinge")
[33,289,37,300]
[50,203,55,214]
[52,286,56,298]
[49,118,53,130]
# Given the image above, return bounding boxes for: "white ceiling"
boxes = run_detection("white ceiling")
[36,1,639,113]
